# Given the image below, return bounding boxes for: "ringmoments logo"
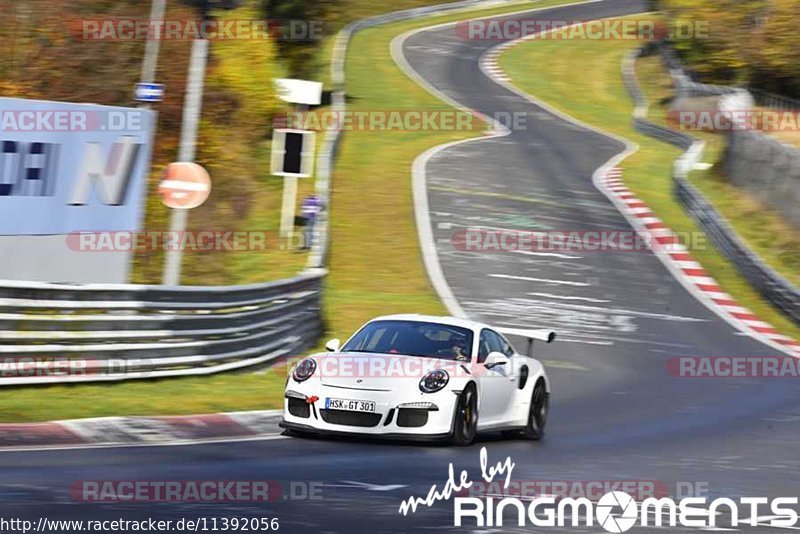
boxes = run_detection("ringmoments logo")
[451,492,800,530]
[396,449,800,531]
[596,491,638,532]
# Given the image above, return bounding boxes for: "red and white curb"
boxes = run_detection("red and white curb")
[480,45,511,82]
[599,167,800,358]
[0,410,284,451]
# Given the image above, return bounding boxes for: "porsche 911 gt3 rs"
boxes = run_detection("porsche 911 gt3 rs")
[279,314,554,445]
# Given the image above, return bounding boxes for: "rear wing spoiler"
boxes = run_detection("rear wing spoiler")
[495,327,556,356]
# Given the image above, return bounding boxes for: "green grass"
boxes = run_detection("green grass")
[498,13,800,341]
[0,0,579,423]
[0,367,290,424]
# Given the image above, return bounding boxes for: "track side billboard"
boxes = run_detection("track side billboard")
[0,97,155,282]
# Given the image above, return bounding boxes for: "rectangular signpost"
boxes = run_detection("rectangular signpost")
[135,82,165,103]
[270,128,316,241]
[272,78,323,244]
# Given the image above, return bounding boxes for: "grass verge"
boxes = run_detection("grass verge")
[498,13,800,341]
[0,371,289,424]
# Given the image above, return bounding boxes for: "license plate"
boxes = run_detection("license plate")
[325,397,376,412]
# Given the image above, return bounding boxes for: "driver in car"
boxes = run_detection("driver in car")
[452,339,469,361]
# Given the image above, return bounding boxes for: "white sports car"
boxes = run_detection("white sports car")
[280,314,554,445]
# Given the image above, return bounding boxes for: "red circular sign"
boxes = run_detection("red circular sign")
[158,162,211,209]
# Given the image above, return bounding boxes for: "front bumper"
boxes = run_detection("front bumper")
[278,420,452,442]
[280,381,459,438]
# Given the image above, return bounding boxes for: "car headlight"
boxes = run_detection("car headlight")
[419,369,449,393]
[292,358,317,382]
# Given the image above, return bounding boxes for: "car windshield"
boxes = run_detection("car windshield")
[342,320,474,361]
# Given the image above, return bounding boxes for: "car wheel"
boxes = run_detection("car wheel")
[523,379,548,440]
[450,384,477,446]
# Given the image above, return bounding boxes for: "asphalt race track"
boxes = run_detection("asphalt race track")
[2,1,799,532]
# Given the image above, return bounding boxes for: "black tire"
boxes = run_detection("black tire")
[449,384,478,446]
[503,379,549,441]
[522,379,549,440]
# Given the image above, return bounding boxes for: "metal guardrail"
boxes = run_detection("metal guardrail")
[623,44,800,325]
[0,270,325,385]
[748,87,800,112]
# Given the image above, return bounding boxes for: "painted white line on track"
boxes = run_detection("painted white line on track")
[0,433,288,454]
[528,292,610,303]
[511,250,582,259]
[554,338,614,346]
[489,273,590,286]
[466,224,542,233]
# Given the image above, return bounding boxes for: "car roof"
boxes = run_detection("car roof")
[367,314,491,332]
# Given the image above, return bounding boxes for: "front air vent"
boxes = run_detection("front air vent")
[288,397,310,418]
[397,408,428,428]
[320,409,382,427]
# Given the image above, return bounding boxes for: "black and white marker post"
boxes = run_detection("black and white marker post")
[272,79,322,249]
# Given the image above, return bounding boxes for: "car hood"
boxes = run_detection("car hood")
[313,351,468,391]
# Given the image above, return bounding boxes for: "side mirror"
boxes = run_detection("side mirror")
[484,351,509,369]
[325,338,341,352]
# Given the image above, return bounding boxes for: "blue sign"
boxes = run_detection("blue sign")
[134,82,164,103]
[0,97,155,235]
